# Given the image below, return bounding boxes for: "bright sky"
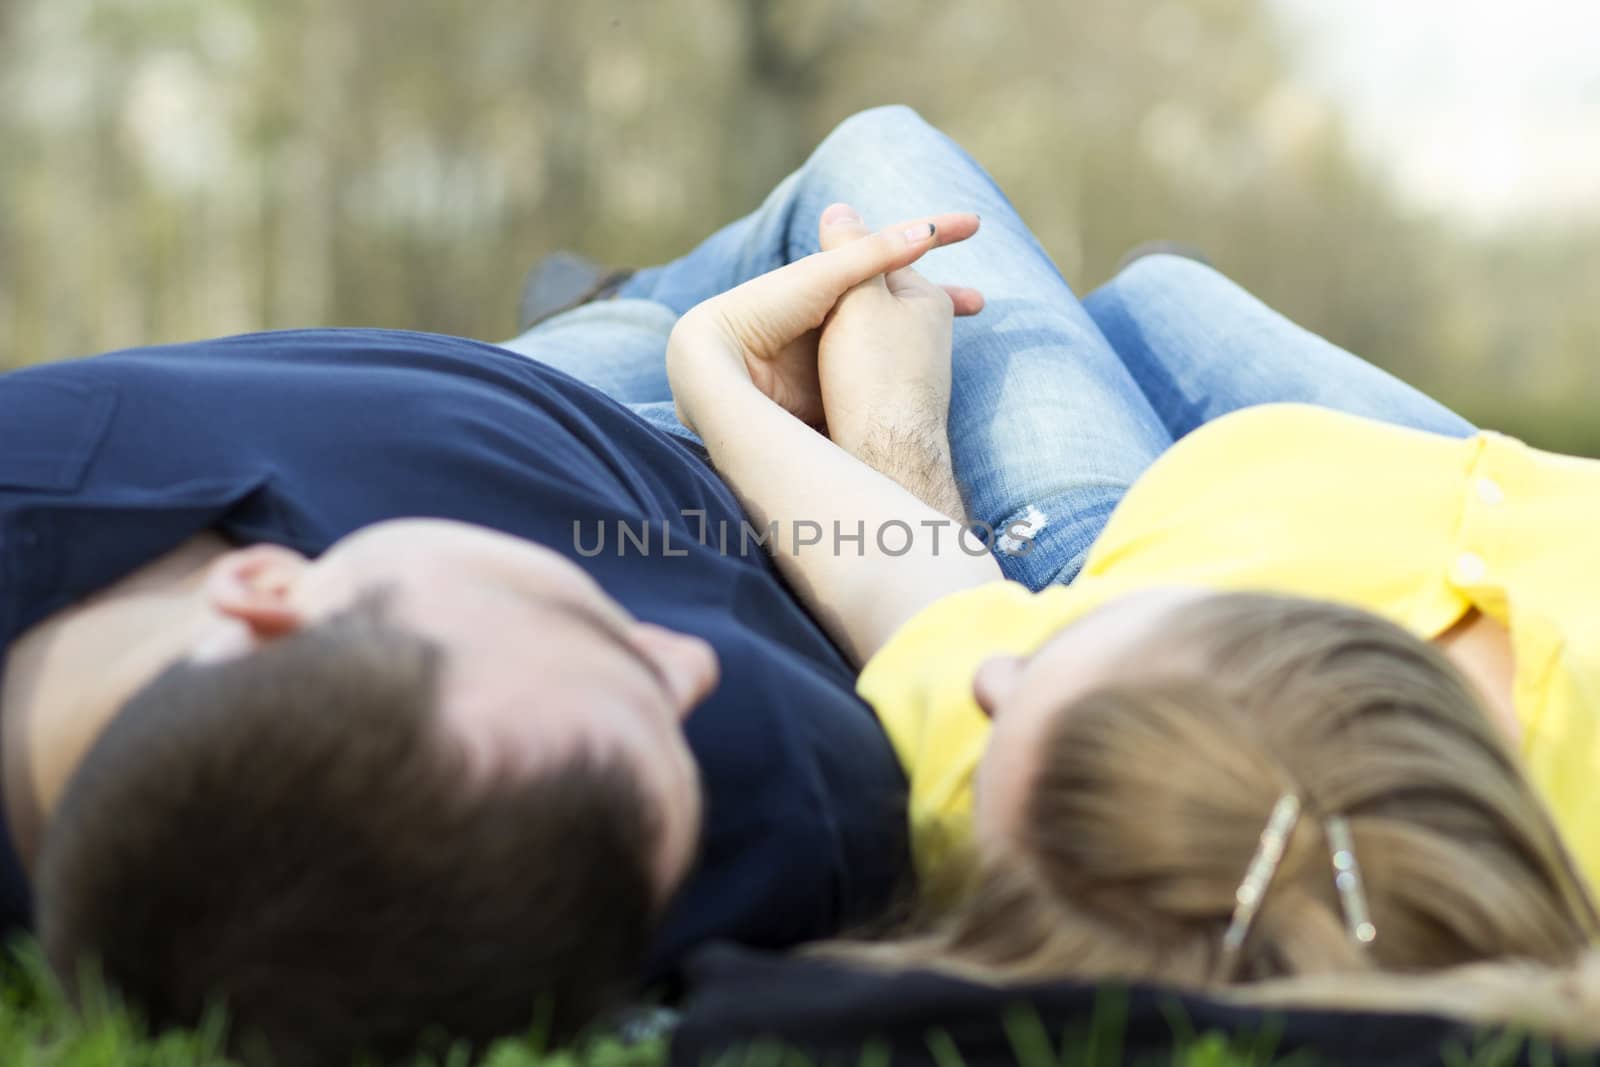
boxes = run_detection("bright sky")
[1269,0,1600,226]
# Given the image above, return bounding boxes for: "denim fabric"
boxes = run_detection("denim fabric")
[1082,254,1473,442]
[498,106,1471,590]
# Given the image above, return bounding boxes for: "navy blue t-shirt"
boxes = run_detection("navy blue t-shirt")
[0,329,910,974]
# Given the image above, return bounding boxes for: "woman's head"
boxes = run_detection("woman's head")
[953,592,1598,986]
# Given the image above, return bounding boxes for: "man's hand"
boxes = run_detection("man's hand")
[817,203,982,521]
[667,211,982,434]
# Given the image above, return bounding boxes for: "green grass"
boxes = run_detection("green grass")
[0,943,664,1067]
[0,943,1585,1067]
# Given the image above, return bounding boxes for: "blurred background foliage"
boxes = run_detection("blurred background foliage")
[1,0,1595,453]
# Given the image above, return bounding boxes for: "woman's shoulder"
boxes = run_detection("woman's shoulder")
[1178,402,1470,455]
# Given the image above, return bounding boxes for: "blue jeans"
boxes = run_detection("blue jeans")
[499,106,1473,591]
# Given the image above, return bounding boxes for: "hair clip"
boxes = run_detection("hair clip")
[1219,793,1301,978]
[1326,815,1376,946]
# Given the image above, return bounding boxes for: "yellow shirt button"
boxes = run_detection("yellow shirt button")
[1475,477,1505,506]
[1453,552,1488,585]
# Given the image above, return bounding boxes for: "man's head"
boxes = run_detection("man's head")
[36,519,718,1064]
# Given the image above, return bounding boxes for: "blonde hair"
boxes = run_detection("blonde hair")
[837,594,1600,1036]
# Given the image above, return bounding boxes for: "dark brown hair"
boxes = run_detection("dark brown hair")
[38,599,661,1067]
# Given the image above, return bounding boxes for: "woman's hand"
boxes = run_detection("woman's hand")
[666,210,982,434]
[663,205,1002,665]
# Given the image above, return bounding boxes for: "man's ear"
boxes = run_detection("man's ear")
[204,544,313,640]
[628,623,720,719]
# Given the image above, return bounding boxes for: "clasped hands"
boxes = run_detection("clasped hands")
[666,203,983,466]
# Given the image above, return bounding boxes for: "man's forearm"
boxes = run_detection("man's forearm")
[851,413,966,524]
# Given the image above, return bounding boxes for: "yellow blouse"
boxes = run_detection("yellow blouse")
[858,403,1600,890]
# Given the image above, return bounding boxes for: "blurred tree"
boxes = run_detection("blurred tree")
[0,0,1594,453]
